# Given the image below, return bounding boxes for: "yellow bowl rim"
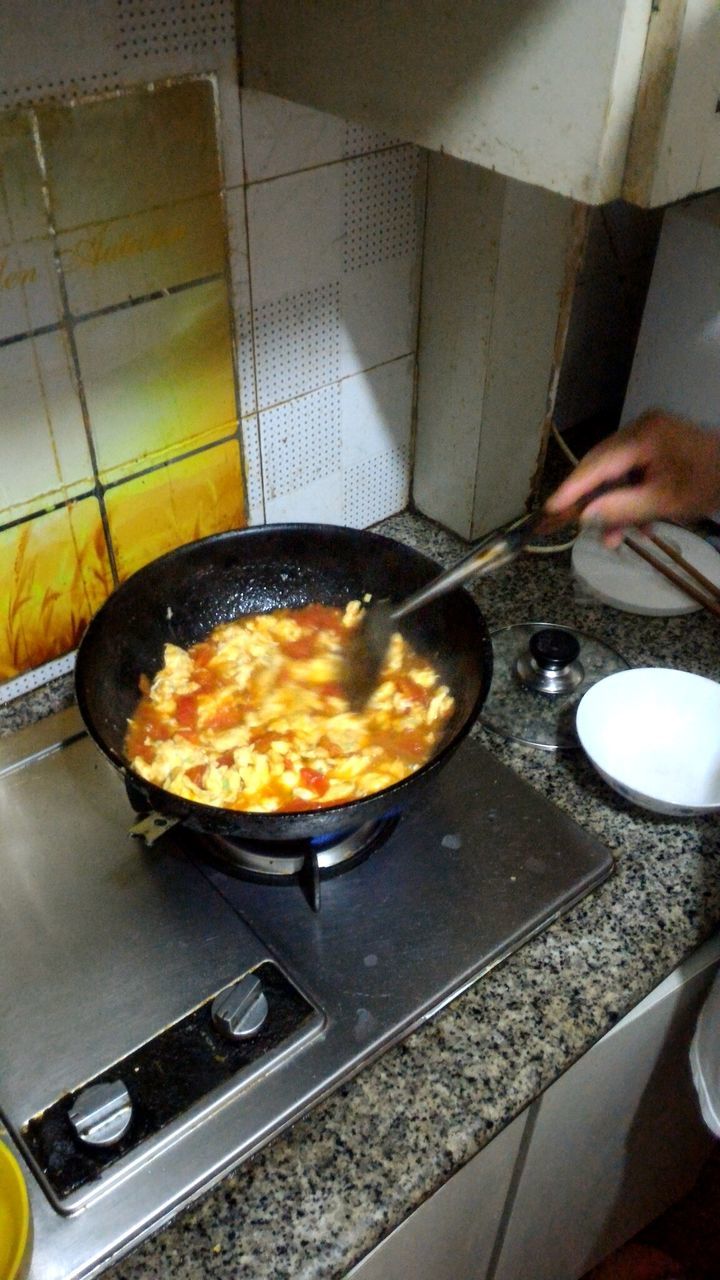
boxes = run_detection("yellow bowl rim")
[0,1139,29,1280]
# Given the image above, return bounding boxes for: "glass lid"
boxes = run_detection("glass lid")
[480,621,629,750]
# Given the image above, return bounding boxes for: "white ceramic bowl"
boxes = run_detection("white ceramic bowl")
[576,668,720,816]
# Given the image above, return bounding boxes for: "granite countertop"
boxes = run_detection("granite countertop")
[5,511,720,1280]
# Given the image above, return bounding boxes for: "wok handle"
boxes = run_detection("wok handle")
[391,467,644,622]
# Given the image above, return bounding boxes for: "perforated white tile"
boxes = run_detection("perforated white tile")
[115,0,234,59]
[253,283,341,409]
[0,0,237,107]
[234,305,257,417]
[259,383,341,502]
[239,413,264,524]
[0,0,122,106]
[0,69,125,110]
[0,649,75,704]
[343,146,421,274]
[343,445,411,528]
[342,121,404,157]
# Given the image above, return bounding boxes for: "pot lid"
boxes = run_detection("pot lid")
[479,621,629,750]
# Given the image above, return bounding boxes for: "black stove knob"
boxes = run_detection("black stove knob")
[212,973,269,1041]
[529,627,580,672]
[68,1080,132,1147]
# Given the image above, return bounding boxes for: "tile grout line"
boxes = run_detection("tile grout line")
[30,109,120,586]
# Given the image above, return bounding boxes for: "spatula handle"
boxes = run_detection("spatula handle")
[391,467,644,621]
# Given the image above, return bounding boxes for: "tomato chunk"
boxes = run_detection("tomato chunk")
[174,694,198,729]
[299,766,329,796]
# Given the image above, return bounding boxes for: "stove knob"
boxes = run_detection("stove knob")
[212,973,269,1041]
[69,1080,132,1147]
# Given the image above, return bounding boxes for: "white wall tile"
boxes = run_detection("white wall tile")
[340,356,414,468]
[241,89,402,184]
[342,120,403,157]
[339,256,418,378]
[224,185,256,416]
[340,357,414,526]
[0,0,238,108]
[342,445,410,528]
[258,360,414,528]
[242,90,347,183]
[215,55,245,190]
[342,148,421,272]
[245,148,423,411]
[246,165,343,306]
[239,413,264,525]
[254,283,341,407]
[264,470,345,525]
[260,383,342,504]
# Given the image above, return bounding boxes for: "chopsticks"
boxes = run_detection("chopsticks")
[624,531,720,620]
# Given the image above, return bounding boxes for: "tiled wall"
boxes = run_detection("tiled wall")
[0,0,425,692]
[235,92,424,527]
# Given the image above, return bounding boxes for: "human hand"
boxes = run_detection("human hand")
[545,411,720,547]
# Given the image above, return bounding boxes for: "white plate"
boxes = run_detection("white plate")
[571,522,720,616]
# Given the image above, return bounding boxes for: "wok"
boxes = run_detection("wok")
[75,524,493,842]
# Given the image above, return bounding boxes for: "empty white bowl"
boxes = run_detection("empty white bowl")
[576,668,720,816]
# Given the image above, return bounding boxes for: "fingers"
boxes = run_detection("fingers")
[545,439,647,513]
[600,526,625,549]
[580,487,658,529]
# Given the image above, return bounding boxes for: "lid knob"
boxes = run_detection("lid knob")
[529,627,581,672]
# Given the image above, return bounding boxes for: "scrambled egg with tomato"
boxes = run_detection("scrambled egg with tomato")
[125,602,454,812]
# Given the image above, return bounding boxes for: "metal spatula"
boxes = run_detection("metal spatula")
[342,469,643,710]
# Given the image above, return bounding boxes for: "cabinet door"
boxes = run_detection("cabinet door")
[625,0,720,207]
[241,0,652,205]
[493,937,720,1280]
[345,1111,527,1280]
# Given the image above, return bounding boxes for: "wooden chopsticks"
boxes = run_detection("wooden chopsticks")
[624,531,720,620]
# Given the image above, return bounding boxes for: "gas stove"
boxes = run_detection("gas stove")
[0,706,613,1280]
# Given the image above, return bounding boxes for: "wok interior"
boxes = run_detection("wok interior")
[75,526,492,824]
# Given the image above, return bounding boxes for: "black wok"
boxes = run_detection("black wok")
[75,524,493,842]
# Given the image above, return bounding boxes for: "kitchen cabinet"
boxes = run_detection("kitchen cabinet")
[346,935,720,1280]
[345,1111,528,1280]
[493,934,720,1279]
[240,0,720,209]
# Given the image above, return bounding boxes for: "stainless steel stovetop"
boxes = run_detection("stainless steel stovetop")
[0,707,613,1280]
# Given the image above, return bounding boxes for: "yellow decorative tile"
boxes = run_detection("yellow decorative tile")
[0,498,113,680]
[0,110,48,246]
[105,439,245,582]
[0,236,63,341]
[0,111,62,339]
[59,191,226,316]
[0,332,93,522]
[38,79,222,233]
[75,280,237,484]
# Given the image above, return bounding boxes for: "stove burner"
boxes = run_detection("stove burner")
[181,815,400,912]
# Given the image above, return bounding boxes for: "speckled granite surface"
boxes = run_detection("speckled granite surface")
[6,512,720,1280]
